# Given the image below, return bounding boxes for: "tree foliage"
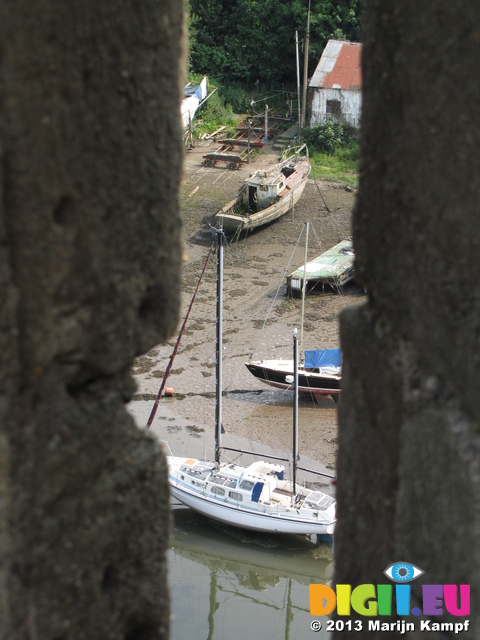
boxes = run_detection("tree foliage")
[186,0,364,86]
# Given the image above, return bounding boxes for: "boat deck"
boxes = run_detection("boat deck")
[278,170,305,196]
[287,239,355,294]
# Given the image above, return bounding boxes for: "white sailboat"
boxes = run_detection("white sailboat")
[181,76,207,129]
[166,228,336,538]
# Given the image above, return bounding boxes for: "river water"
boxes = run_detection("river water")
[168,504,333,640]
[129,394,336,640]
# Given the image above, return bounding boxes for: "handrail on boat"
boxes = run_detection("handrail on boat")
[281,142,308,162]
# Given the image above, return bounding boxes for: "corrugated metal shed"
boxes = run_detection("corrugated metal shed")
[310,40,362,90]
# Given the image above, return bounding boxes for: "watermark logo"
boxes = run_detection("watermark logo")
[309,561,471,634]
[384,561,424,583]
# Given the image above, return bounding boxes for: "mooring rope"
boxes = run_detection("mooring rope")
[146,243,214,429]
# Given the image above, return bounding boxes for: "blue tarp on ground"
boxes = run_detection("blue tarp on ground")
[304,348,342,370]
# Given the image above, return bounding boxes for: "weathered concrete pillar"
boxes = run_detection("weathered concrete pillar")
[0,1,184,638]
[335,1,480,637]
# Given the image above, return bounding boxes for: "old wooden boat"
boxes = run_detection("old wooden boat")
[215,145,311,234]
[287,239,354,294]
[166,229,336,538]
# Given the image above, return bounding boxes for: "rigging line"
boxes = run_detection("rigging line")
[313,177,331,214]
[243,223,307,365]
[307,219,325,255]
[220,225,308,395]
[146,243,214,429]
[222,228,309,393]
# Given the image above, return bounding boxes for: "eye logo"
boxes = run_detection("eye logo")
[384,561,424,583]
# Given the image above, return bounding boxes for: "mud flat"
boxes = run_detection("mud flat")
[130,140,365,481]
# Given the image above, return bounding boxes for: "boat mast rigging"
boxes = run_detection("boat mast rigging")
[213,226,333,483]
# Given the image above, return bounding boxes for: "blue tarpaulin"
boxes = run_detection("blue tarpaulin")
[184,84,204,100]
[304,349,342,370]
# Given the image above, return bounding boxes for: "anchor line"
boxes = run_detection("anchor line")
[146,244,214,429]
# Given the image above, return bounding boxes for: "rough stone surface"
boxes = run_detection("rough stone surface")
[335,1,480,637]
[0,1,184,638]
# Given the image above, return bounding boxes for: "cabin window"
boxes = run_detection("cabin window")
[212,475,237,488]
[228,491,243,502]
[239,480,255,491]
[211,486,225,496]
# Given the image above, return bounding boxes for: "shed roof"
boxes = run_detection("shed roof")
[309,40,362,90]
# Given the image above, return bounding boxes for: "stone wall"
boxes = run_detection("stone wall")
[0,1,184,638]
[335,1,480,637]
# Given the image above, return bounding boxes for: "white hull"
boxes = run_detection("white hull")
[168,456,335,537]
[181,77,207,128]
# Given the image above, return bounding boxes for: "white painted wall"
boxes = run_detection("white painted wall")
[310,88,362,128]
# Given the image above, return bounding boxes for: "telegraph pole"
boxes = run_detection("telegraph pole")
[302,0,311,127]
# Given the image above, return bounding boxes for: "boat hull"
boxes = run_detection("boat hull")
[181,76,207,128]
[169,482,335,536]
[216,154,311,233]
[245,360,341,397]
[217,178,308,233]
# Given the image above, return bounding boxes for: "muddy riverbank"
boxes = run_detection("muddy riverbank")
[130,139,364,480]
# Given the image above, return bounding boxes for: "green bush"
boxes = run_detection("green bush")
[303,119,357,154]
[302,120,359,185]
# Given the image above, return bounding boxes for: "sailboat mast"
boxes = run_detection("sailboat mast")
[295,29,301,132]
[293,328,299,495]
[214,228,224,465]
[299,221,309,355]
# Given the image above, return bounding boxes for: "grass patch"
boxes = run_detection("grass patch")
[309,151,358,187]
[302,120,359,187]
